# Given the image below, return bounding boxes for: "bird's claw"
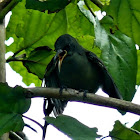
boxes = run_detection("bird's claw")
[59,85,67,95]
[83,90,88,99]
[79,89,88,100]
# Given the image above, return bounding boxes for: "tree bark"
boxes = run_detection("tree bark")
[0,21,9,140]
[0,22,6,83]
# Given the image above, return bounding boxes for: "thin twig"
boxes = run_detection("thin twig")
[22,115,44,130]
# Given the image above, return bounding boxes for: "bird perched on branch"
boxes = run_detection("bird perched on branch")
[42,34,122,139]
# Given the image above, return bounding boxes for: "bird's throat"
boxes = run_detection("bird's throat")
[58,50,67,73]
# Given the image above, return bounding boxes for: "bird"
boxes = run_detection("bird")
[42,34,122,139]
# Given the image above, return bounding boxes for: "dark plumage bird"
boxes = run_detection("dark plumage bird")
[42,34,122,139]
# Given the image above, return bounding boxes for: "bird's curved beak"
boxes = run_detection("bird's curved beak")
[54,49,67,73]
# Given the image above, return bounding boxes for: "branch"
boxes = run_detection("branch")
[0,0,19,23]
[26,87,140,116]
[6,55,35,63]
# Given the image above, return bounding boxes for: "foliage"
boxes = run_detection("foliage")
[23,46,55,79]
[104,0,140,46]
[79,1,137,100]
[109,120,140,139]
[0,0,140,139]
[46,115,101,140]
[0,83,31,136]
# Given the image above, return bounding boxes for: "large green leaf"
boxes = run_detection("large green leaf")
[0,83,31,136]
[109,120,140,139]
[6,0,94,55]
[6,0,94,86]
[6,0,67,54]
[96,17,137,101]
[46,115,101,140]
[104,0,140,46]
[78,3,137,101]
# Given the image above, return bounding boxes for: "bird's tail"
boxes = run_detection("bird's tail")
[42,98,54,140]
[42,98,67,140]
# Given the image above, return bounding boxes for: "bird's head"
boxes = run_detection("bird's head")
[55,34,79,52]
[54,34,80,72]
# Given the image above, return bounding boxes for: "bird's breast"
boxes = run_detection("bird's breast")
[57,53,101,93]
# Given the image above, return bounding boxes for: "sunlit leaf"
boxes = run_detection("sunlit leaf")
[9,61,42,86]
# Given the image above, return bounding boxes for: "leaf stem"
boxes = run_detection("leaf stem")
[84,0,96,17]
[90,0,103,9]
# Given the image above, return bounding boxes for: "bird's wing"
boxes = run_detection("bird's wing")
[42,57,68,140]
[43,57,67,116]
[85,50,122,99]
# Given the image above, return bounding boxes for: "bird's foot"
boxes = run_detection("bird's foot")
[79,89,88,100]
[59,85,67,95]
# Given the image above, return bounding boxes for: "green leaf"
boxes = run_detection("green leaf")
[26,0,71,12]
[23,46,55,79]
[96,17,137,101]
[78,3,137,101]
[6,0,94,55]
[104,0,140,46]
[110,120,140,139]
[0,83,31,135]
[6,0,67,54]
[77,35,101,58]
[100,0,110,5]
[137,50,140,85]
[132,119,140,132]
[0,113,24,136]
[46,115,101,140]
[0,83,30,114]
